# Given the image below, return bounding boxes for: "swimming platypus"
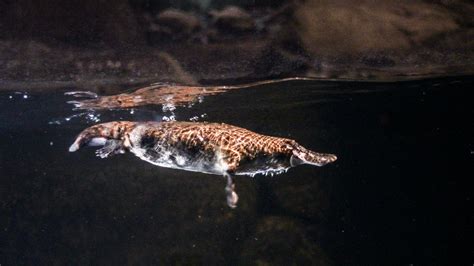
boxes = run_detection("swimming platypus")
[69,121,337,208]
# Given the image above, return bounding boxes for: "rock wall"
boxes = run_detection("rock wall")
[294,0,461,56]
[0,0,472,88]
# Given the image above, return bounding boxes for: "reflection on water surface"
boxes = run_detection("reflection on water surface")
[65,78,315,111]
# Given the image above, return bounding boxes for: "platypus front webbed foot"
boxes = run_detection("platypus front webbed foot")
[224,172,239,208]
[95,140,126,158]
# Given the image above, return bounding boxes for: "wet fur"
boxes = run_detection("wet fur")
[69,121,337,207]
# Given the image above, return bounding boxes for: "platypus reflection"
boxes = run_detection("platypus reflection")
[69,121,337,208]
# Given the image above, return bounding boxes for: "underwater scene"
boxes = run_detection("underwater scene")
[1,77,472,264]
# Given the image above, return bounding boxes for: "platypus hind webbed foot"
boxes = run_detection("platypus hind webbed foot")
[224,172,239,208]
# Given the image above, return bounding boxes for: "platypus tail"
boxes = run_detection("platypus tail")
[290,144,337,167]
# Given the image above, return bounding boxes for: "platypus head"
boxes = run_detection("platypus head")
[69,121,137,152]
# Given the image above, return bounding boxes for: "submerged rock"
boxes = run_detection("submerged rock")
[1,1,473,88]
[240,216,330,265]
[156,9,201,35]
[210,6,256,33]
[294,0,459,56]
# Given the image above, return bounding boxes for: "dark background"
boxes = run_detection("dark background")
[1,0,473,90]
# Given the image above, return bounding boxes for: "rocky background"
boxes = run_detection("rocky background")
[0,0,473,91]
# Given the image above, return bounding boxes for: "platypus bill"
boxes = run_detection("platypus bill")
[69,121,337,208]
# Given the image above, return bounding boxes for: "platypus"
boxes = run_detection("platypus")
[69,121,337,208]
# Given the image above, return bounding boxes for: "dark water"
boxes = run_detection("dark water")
[0,77,472,265]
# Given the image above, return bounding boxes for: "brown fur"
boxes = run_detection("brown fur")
[70,121,337,208]
[70,121,337,172]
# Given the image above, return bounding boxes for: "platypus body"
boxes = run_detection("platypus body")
[69,121,337,208]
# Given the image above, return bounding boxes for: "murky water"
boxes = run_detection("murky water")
[0,77,472,264]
